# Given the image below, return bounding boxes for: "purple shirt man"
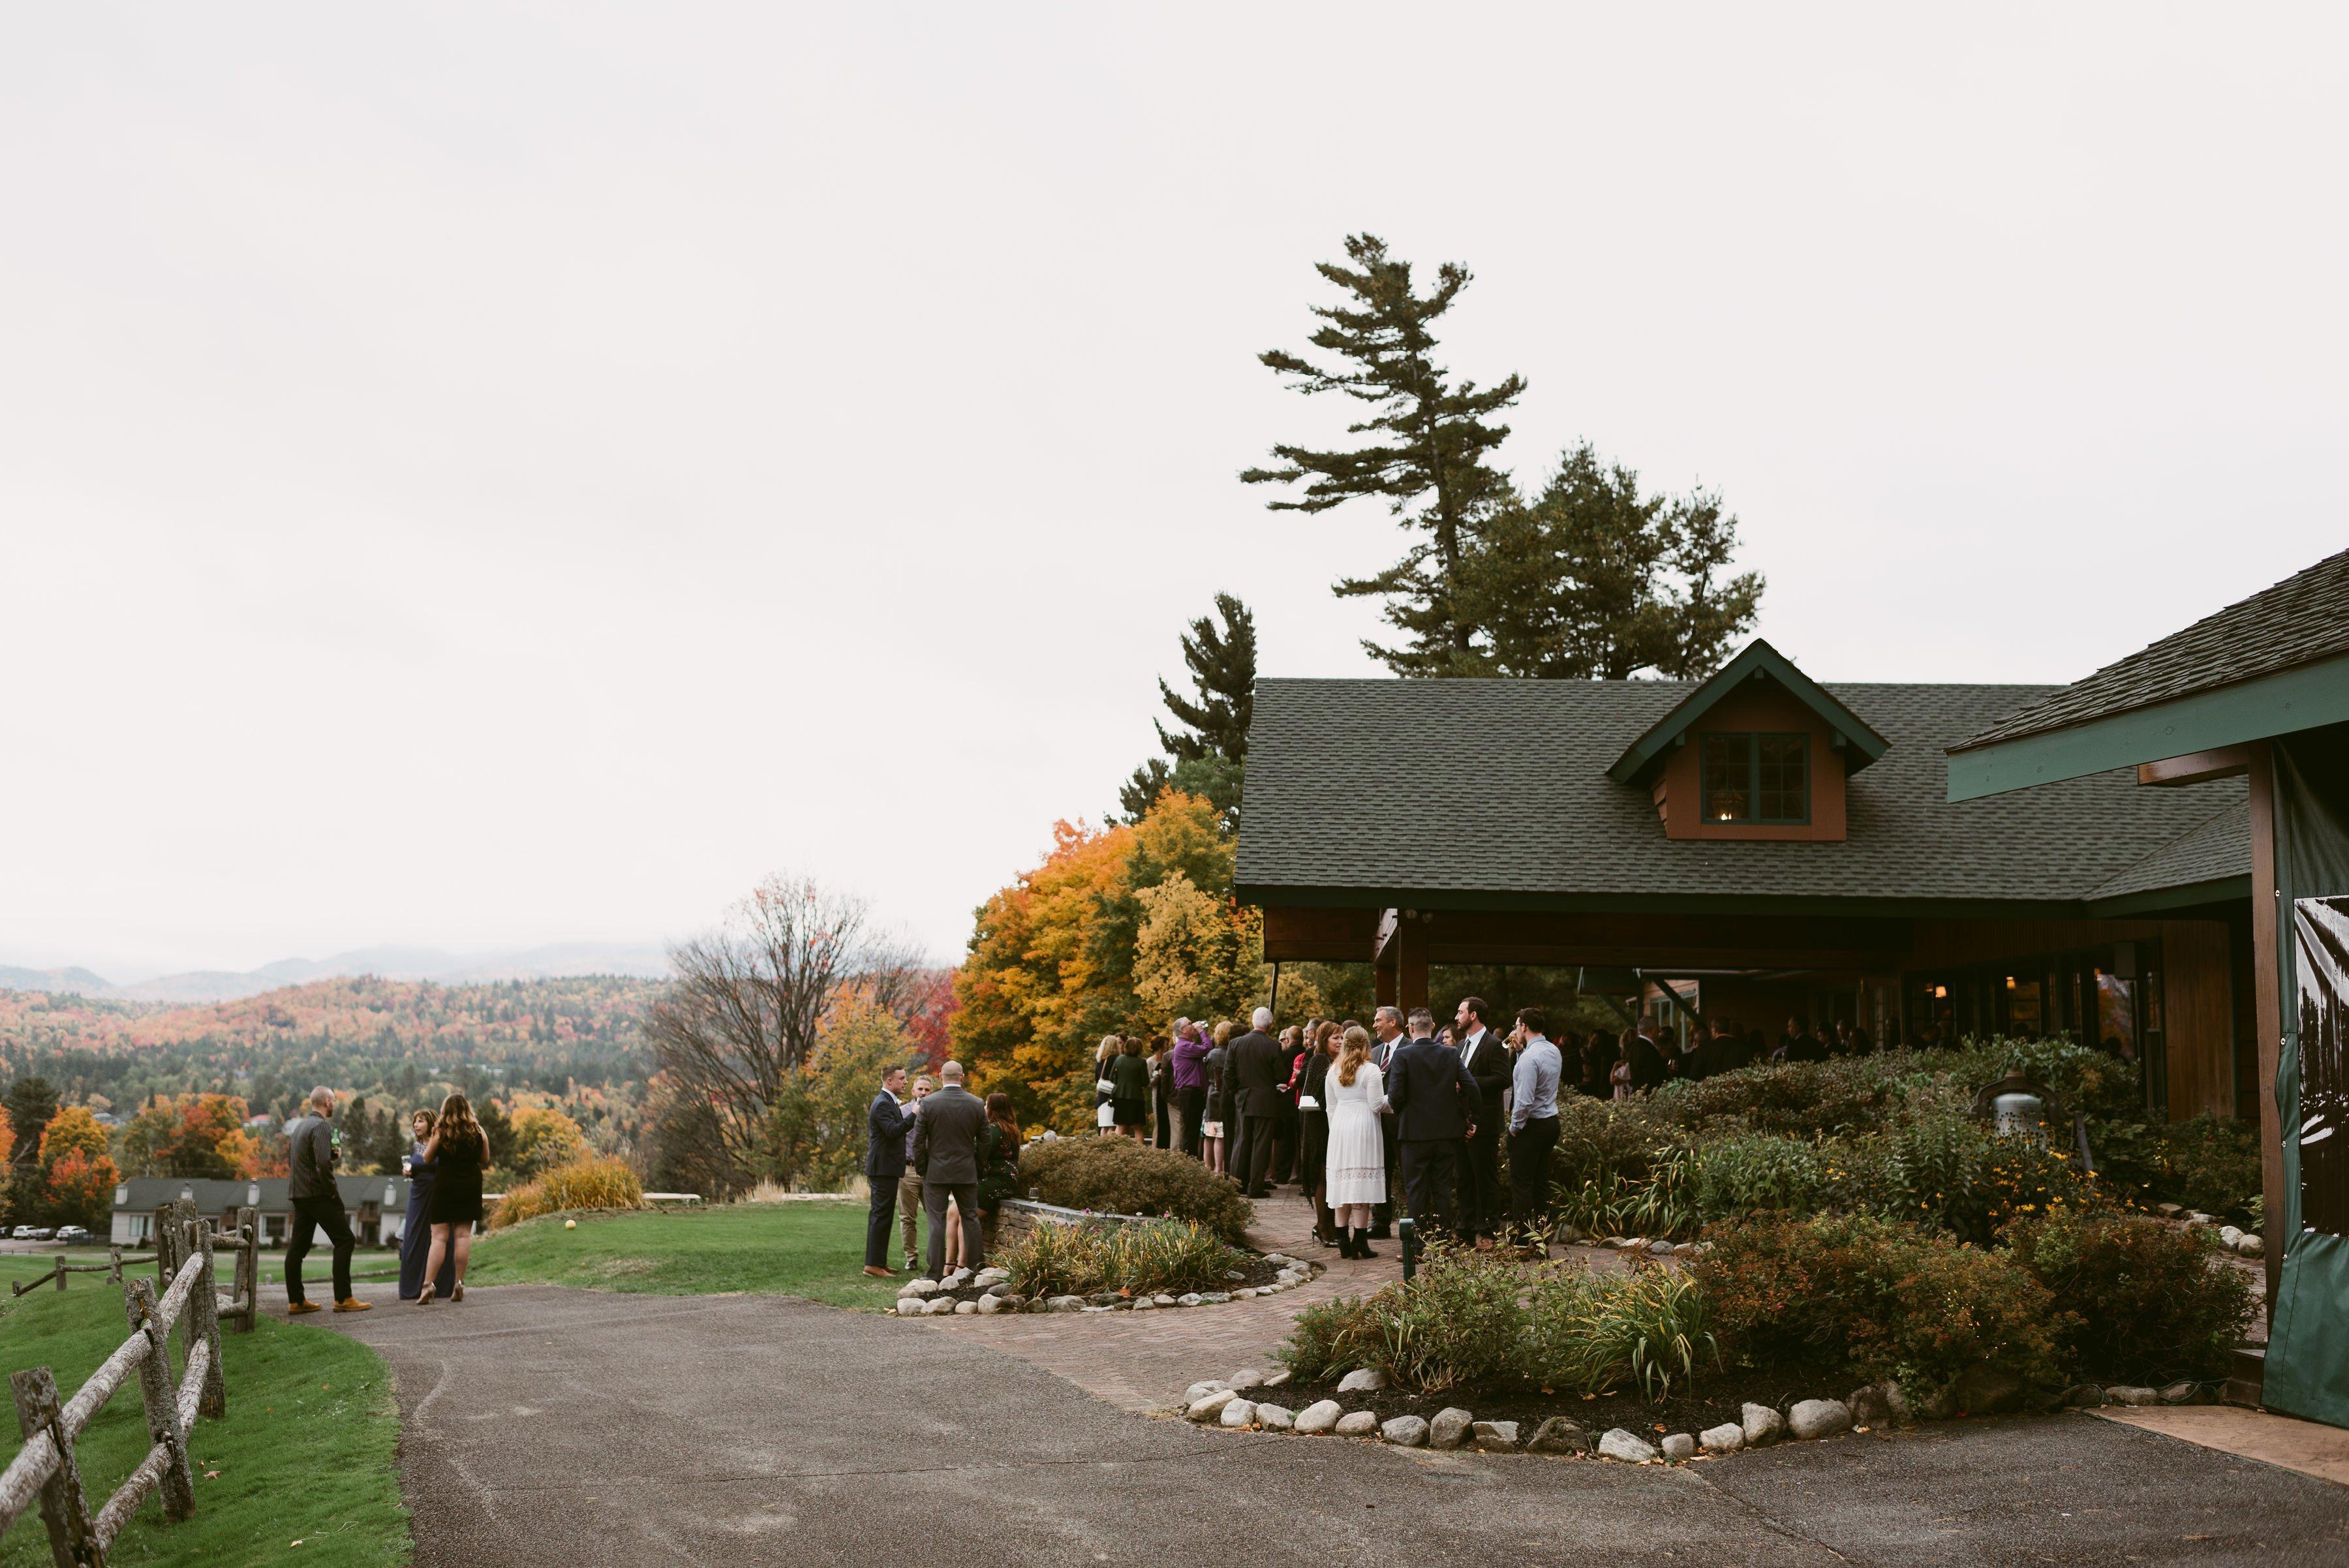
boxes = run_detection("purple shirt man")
[1170,1024,1210,1090]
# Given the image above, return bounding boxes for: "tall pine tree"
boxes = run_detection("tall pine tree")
[1243,234,1523,676]
[1120,593,1255,823]
[1460,442,1764,680]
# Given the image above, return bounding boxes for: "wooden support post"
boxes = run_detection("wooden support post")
[10,1366,102,1568]
[1397,914,1430,1018]
[2247,741,2284,1307]
[232,1208,258,1334]
[122,1278,196,1525]
[187,1222,225,1419]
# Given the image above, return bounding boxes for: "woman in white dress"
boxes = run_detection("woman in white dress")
[1323,1024,1390,1259]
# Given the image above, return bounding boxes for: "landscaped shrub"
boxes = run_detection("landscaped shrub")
[1276,1247,1717,1400]
[1684,1132,1828,1222]
[2004,1208,2253,1383]
[1693,1214,2063,1400]
[1002,1217,1244,1299]
[1548,1092,1674,1190]
[491,1154,646,1229]
[1019,1136,1251,1242]
[2089,1114,2261,1223]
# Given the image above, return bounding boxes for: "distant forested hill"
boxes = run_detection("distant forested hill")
[0,975,659,1145]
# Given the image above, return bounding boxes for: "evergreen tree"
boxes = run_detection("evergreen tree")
[3,1076,57,1167]
[1120,594,1255,824]
[1460,442,1764,680]
[1243,234,1524,675]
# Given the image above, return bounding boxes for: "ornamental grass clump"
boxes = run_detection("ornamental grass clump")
[1002,1218,1242,1299]
[491,1154,647,1229]
[1019,1136,1251,1242]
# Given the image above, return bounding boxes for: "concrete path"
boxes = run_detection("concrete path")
[328,1280,2349,1568]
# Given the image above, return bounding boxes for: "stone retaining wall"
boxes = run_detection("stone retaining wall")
[989,1198,1154,1250]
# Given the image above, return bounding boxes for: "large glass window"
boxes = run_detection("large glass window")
[1700,732,1809,823]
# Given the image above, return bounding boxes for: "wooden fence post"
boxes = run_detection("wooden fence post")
[151,1207,177,1297]
[106,1247,122,1287]
[122,1278,196,1526]
[187,1222,225,1420]
[10,1366,102,1568]
[54,1260,66,1291]
[232,1207,258,1334]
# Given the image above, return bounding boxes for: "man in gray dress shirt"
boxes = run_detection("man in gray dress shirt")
[1505,1008,1563,1255]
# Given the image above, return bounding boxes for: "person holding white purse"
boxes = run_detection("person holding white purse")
[1094,1035,1121,1133]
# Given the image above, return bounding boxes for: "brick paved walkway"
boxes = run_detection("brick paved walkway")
[919,1182,1633,1411]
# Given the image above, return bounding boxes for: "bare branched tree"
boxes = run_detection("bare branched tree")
[643,872,927,1171]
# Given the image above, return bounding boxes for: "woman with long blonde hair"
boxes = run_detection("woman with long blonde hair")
[1094,1035,1121,1134]
[1321,1024,1390,1258]
[418,1092,490,1304]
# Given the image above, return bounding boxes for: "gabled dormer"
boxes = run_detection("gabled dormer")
[1606,641,1889,842]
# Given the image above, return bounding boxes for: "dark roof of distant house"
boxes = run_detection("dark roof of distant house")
[1236,677,2246,911]
[112,1175,407,1211]
[1952,547,2349,752]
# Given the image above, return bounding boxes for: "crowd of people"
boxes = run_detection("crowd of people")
[274,1083,491,1315]
[861,1060,1024,1279]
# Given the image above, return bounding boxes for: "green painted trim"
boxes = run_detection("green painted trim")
[2082,875,2254,918]
[1946,651,2349,801]
[1233,882,2217,922]
[1605,639,1892,786]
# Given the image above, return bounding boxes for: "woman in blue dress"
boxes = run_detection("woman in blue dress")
[398,1109,457,1300]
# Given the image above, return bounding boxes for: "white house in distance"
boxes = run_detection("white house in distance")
[111,1175,416,1249]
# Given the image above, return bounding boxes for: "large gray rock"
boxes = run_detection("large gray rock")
[974,1293,1006,1315]
[1198,1291,1233,1305]
[1176,1293,1204,1308]
[1887,1378,1952,1422]
[2063,1384,2106,1407]
[1219,1399,1258,1429]
[900,1278,940,1297]
[1740,1403,1785,1446]
[1471,1421,1521,1452]
[1381,1415,1430,1447]
[1848,1384,1893,1428]
[895,1298,925,1317]
[1597,1428,1659,1463]
[953,1299,978,1314]
[1337,1367,1389,1394]
[1132,1296,1157,1310]
[1952,1362,2025,1416]
[1186,1389,1239,1422]
[2106,1385,2159,1406]
[1660,1433,1696,1461]
[1153,1294,1176,1307]
[1698,1423,1744,1455]
[2159,1381,2203,1406]
[1429,1407,1475,1450]
[1047,1295,1087,1314]
[2237,1233,2265,1258]
[1293,1400,1343,1434]
[1334,1411,1381,1437]
[1788,1399,1852,1440]
[1528,1417,1591,1454]
[1261,1368,1294,1389]
[1228,1368,1267,1391]
[1255,1404,1295,1432]
[923,1297,957,1315]
[1184,1380,1231,1404]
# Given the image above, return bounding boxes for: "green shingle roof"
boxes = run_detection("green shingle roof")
[1953,547,2349,752]
[1236,677,2246,910]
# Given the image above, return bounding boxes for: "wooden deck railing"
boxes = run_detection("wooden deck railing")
[0,1201,258,1566]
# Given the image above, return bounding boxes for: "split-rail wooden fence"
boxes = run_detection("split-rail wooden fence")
[0,1201,261,1566]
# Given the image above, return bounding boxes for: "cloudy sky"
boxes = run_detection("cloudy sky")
[4,5,2343,976]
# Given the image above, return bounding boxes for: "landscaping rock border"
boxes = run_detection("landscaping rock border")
[1167,1364,2210,1461]
[898,1255,1325,1317]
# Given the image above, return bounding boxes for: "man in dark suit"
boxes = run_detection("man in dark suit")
[1226,1007,1284,1197]
[1368,1006,1406,1237]
[912,1060,989,1278]
[1779,1015,1830,1064]
[1384,1006,1481,1242]
[1452,996,1511,1250]
[862,1065,913,1277]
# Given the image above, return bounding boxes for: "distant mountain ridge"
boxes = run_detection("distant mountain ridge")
[0,942,672,1004]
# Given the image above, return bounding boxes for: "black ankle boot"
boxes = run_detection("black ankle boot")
[1353,1227,1378,1259]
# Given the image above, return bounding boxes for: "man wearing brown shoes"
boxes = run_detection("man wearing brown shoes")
[283,1086,369,1315]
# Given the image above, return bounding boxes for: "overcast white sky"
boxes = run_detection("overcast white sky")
[4,4,2344,977]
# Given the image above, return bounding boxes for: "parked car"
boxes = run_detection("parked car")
[5,1225,32,1240]
[54,1225,91,1244]
[23,1227,54,1241]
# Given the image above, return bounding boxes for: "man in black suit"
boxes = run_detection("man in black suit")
[1368,1005,1405,1237]
[912,1060,989,1278]
[1779,1015,1830,1064]
[862,1066,914,1277]
[1452,996,1511,1250]
[1384,1006,1481,1243]
[1226,1007,1284,1197]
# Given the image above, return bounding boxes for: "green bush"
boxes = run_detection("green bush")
[1523,1262,1718,1402]
[1693,1214,2064,1400]
[2005,1208,2253,1383]
[1019,1136,1252,1242]
[1002,1217,1244,1298]
[2089,1114,2261,1223]
[1685,1132,1828,1221]
[1549,1093,1673,1190]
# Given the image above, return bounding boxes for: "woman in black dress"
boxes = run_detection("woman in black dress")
[1296,1020,1340,1246]
[1109,1034,1152,1141]
[418,1092,489,1305]
[398,1109,458,1301]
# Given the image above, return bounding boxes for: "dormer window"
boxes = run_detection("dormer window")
[1701,733,1809,824]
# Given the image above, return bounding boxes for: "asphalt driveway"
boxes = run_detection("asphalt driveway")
[328,1285,2348,1568]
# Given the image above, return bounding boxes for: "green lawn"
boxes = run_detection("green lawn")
[0,1276,408,1568]
[466,1200,907,1311]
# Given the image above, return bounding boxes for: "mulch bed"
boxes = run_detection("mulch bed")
[925,1252,1285,1308]
[1277,1368,1834,1439]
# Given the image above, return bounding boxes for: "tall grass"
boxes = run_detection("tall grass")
[1002,1218,1243,1298]
[491,1154,647,1229]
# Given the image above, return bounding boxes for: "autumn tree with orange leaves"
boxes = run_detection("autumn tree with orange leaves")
[951,790,1282,1133]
